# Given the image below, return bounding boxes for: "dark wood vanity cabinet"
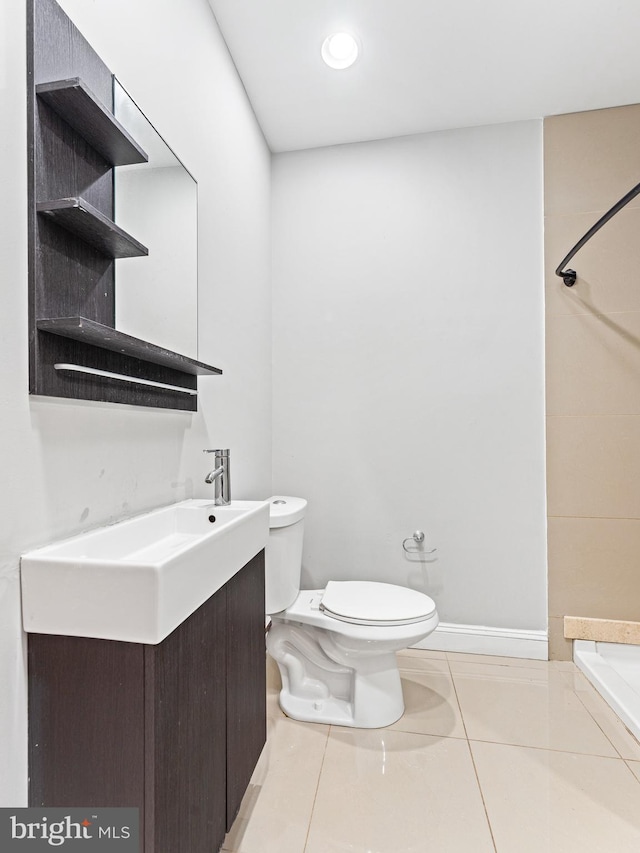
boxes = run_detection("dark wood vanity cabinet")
[28,552,267,853]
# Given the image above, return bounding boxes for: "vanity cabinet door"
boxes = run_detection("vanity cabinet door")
[145,581,228,853]
[28,635,145,811]
[225,551,267,830]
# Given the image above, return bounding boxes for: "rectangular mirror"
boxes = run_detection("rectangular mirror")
[113,80,198,360]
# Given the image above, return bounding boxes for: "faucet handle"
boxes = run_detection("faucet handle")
[203,448,230,456]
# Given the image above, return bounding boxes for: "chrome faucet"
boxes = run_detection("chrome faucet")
[203,449,231,506]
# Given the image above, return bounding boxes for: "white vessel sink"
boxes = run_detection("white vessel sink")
[21,499,269,644]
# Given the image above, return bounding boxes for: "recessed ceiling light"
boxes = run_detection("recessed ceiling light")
[321,32,359,70]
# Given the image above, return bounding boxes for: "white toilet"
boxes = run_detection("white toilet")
[265,496,439,728]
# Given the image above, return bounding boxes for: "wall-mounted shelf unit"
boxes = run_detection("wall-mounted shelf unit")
[36,197,149,258]
[28,0,220,411]
[35,78,148,166]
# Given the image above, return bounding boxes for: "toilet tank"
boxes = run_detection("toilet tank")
[265,496,307,614]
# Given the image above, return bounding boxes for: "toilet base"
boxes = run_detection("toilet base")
[266,620,406,728]
[278,691,370,728]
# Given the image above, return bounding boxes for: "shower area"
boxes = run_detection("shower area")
[545,103,640,738]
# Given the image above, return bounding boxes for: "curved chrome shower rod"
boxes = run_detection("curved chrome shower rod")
[555,180,640,287]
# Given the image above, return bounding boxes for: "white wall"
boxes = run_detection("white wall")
[0,0,271,804]
[272,121,546,632]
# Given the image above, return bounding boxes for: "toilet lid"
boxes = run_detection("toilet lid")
[320,581,437,627]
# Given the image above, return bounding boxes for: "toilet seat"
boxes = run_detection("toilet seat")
[274,589,439,645]
[319,580,437,627]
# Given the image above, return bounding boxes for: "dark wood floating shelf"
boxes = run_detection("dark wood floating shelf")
[37,197,148,258]
[36,78,148,166]
[37,317,223,376]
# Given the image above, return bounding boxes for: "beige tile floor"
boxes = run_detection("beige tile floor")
[223,649,640,853]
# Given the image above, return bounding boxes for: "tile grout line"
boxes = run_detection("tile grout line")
[572,680,627,760]
[546,414,640,422]
[548,513,640,519]
[301,724,332,853]
[447,653,498,853]
[396,664,472,741]
[623,759,640,786]
[465,742,499,853]
[466,735,627,760]
[448,663,630,759]
[445,652,469,740]
[571,676,640,763]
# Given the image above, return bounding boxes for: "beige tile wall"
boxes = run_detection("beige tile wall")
[545,104,640,659]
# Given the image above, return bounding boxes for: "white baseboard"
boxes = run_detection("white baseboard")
[412,621,548,660]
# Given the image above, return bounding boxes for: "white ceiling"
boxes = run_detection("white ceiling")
[207,0,640,153]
